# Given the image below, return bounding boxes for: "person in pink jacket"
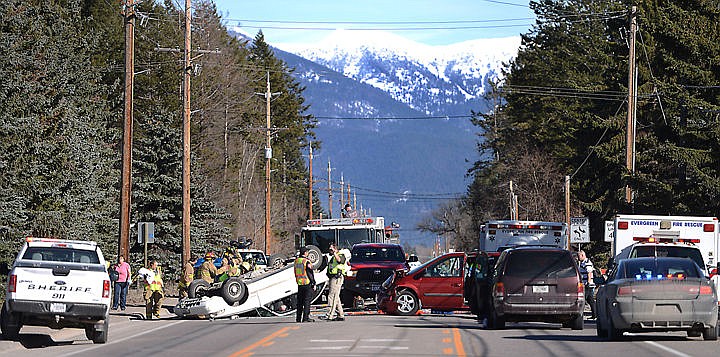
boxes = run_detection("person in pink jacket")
[112,255,132,310]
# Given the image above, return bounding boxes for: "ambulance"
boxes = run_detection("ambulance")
[479,220,569,252]
[613,214,719,276]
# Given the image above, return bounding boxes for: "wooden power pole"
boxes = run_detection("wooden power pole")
[308,144,313,220]
[181,0,192,265]
[119,0,135,261]
[259,72,280,254]
[327,160,333,219]
[625,6,637,204]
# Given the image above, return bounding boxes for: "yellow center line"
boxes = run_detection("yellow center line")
[228,326,298,357]
[452,327,466,357]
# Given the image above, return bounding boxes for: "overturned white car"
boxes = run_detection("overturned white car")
[175,250,328,320]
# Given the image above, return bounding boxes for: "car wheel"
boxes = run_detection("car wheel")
[268,254,285,269]
[702,325,718,341]
[91,319,108,344]
[687,330,702,337]
[306,245,323,266]
[395,290,419,316]
[220,277,248,305]
[0,303,21,340]
[606,312,622,341]
[488,304,505,330]
[570,314,583,330]
[188,279,211,298]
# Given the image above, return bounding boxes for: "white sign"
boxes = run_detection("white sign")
[570,217,590,243]
[604,220,614,242]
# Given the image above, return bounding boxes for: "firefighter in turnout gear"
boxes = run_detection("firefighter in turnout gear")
[323,243,349,321]
[178,255,197,300]
[198,252,218,283]
[144,260,164,319]
[294,246,315,322]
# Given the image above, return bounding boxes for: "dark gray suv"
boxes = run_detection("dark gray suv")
[488,246,585,330]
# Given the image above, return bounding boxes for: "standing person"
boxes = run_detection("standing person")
[112,255,132,311]
[178,255,197,300]
[294,247,315,323]
[577,250,596,319]
[323,244,348,321]
[343,204,358,218]
[144,260,164,319]
[198,252,217,283]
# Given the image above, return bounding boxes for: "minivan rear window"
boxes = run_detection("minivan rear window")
[504,250,576,279]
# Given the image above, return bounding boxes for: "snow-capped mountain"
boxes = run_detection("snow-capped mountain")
[229,28,519,244]
[274,30,520,116]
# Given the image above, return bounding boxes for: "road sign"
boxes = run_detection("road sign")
[137,222,155,244]
[604,220,614,242]
[570,217,590,243]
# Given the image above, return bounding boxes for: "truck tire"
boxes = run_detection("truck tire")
[91,319,108,344]
[306,245,322,266]
[268,254,285,269]
[0,303,21,340]
[395,290,419,316]
[488,305,505,330]
[220,277,248,305]
[703,325,718,341]
[188,279,211,298]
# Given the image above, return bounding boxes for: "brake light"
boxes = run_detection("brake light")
[527,225,540,229]
[577,282,584,297]
[704,224,715,233]
[617,286,634,295]
[494,282,505,297]
[102,280,111,298]
[700,285,714,295]
[488,224,498,229]
[8,274,16,293]
[551,225,563,231]
[618,221,629,230]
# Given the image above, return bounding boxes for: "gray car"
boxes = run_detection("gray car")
[596,257,718,340]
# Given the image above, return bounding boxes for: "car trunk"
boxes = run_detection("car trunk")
[618,279,702,301]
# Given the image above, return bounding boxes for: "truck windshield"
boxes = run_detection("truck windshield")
[352,246,405,262]
[630,246,705,270]
[337,229,373,249]
[23,247,100,264]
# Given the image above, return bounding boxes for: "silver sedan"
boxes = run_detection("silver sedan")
[596,257,718,340]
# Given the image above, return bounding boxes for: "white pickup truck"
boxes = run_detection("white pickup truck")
[1,238,112,343]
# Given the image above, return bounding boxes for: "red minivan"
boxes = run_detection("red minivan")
[378,252,473,315]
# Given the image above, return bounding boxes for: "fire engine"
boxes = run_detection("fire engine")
[479,220,569,253]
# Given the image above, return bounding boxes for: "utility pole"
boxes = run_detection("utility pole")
[118,0,135,262]
[181,0,192,265]
[327,160,333,218]
[339,174,344,209]
[625,6,638,205]
[565,175,571,250]
[308,144,313,220]
[259,72,281,254]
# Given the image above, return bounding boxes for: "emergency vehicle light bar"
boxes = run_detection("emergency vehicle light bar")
[632,237,701,244]
[25,237,96,246]
[487,223,563,230]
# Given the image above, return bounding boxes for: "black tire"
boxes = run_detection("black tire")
[687,330,702,337]
[92,319,108,344]
[596,314,606,337]
[188,279,211,299]
[306,245,323,266]
[570,314,584,330]
[268,254,285,269]
[0,303,21,340]
[220,277,248,305]
[703,325,718,341]
[85,326,94,340]
[314,255,328,272]
[488,304,505,330]
[395,290,419,316]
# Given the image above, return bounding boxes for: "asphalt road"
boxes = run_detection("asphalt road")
[0,304,717,357]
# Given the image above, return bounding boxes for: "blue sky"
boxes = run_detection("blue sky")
[212,0,534,45]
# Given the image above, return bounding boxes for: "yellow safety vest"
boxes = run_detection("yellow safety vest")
[294,257,310,285]
[146,267,163,292]
[327,253,348,276]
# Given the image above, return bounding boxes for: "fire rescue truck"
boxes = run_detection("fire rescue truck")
[613,214,719,276]
[298,216,389,257]
[479,220,569,253]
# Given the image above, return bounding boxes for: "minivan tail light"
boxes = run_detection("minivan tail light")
[102,280,111,298]
[494,282,505,297]
[577,282,584,297]
[8,274,16,293]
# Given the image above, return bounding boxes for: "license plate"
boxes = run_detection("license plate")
[50,303,66,313]
[532,285,549,294]
[371,285,381,291]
